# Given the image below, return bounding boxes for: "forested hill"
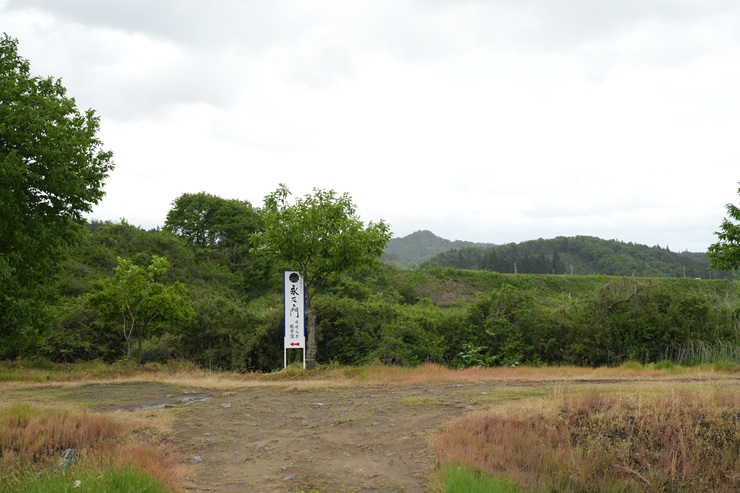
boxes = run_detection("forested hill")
[383,232,735,279]
[381,230,488,267]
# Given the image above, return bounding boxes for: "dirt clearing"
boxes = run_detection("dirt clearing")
[2,373,737,492]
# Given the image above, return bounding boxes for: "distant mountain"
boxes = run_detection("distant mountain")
[382,231,732,279]
[381,230,490,267]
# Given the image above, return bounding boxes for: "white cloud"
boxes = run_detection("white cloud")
[2,0,739,252]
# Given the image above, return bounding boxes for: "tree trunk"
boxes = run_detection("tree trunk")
[125,339,131,367]
[137,330,143,364]
[124,318,133,367]
[305,304,317,370]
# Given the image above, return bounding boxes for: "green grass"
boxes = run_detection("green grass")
[653,359,680,372]
[442,464,527,493]
[2,463,170,493]
[618,360,645,370]
[713,359,739,371]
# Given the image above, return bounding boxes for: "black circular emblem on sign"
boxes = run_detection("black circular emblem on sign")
[289,273,300,283]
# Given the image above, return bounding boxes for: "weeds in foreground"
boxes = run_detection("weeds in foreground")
[664,340,739,366]
[434,388,739,492]
[0,404,181,492]
[4,463,169,493]
[441,463,527,492]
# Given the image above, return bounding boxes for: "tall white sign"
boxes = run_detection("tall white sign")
[283,270,305,368]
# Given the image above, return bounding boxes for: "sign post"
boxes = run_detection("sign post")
[283,270,306,368]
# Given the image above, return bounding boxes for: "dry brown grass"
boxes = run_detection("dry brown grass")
[433,385,740,492]
[3,360,735,390]
[316,361,736,387]
[0,403,184,491]
[115,442,184,490]
[0,405,128,468]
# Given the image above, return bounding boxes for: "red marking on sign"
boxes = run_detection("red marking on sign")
[290,342,301,347]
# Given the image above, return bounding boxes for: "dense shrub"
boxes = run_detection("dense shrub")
[16,218,739,370]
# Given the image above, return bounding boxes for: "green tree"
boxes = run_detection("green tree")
[91,256,193,364]
[164,192,260,253]
[164,192,269,296]
[551,251,567,274]
[708,186,740,271]
[0,34,114,352]
[252,184,392,368]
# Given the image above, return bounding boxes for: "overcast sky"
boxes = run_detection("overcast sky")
[3,1,739,252]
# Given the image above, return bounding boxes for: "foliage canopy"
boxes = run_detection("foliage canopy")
[164,192,260,251]
[0,34,114,350]
[252,184,392,364]
[1,214,737,371]
[708,186,740,271]
[254,185,392,294]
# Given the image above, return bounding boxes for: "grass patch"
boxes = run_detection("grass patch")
[3,462,170,493]
[652,359,680,373]
[713,359,739,372]
[0,404,182,492]
[433,387,739,492]
[0,404,129,472]
[0,359,206,383]
[1,360,735,388]
[440,463,527,492]
[618,360,645,371]
[402,387,549,407]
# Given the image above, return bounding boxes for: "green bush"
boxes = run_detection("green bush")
[24,218,740,372]
[460,285,538,366]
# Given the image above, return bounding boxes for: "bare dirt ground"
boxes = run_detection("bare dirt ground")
[3,374,738,493]
[169,382,476,493]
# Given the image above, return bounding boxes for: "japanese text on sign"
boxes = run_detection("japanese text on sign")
[284,271,305,349]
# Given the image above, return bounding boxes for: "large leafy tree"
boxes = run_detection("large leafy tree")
[0,34,114,352]
[708,186,740,271]
[252,184,392,368]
